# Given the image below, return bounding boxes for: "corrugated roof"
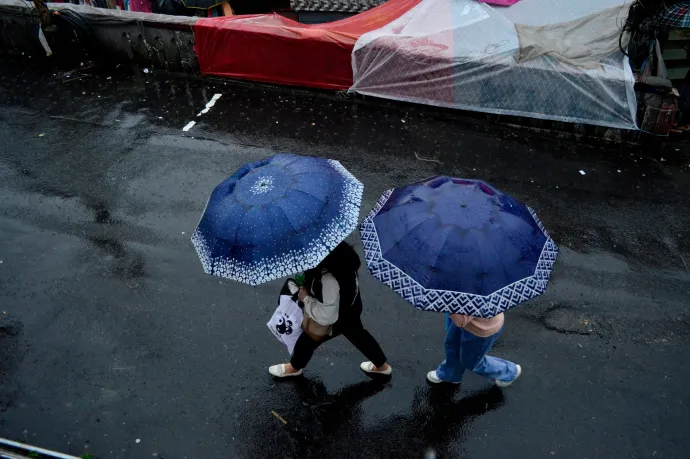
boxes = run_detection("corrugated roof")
[290,0,386,13]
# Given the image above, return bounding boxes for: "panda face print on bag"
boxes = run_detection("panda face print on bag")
[275,313,294,335]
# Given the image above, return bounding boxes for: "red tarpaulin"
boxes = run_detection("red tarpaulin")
[194,0,421,90]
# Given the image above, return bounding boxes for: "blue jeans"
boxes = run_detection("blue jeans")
[436,314,518,383]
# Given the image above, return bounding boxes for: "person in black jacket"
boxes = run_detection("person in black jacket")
[269,242,391,378]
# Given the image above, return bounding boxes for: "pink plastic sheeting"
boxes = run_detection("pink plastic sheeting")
[129,0,152,13]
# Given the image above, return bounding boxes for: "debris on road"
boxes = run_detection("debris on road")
[579,170,586,175]
[414,152,442,164]
[271,411,288,425]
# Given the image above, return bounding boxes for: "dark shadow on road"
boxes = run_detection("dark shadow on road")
[0,315,23,419]
[232,377,504,459]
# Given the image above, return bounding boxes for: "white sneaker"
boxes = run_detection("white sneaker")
[269,363,303,378]
[360,361,392,375]
[427,370,460,384]
[495,364,522,387]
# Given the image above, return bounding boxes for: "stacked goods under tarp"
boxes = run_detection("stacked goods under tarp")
[350,0,638,129]
[194,0,420,89]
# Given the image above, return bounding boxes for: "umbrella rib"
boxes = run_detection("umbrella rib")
[228,211,247,262]
[261,203,276,255]
[290,163,333,173]
[277,155,303,168]
[380,216,434,260]
[275,202,303,254]
[424,225,454,276]
[291,187,329,204]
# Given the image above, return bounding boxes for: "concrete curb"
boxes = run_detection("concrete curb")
[0,0,197,26]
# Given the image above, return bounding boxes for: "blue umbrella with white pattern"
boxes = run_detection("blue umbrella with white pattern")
[192,154,363,286]
[360,177,558,318]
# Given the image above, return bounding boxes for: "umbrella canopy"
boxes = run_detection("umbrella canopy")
[360,177,558,318]
[192,154,363,285]
[660,3,690,28]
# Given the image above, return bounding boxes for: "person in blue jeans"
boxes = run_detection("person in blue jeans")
[427,312,521,387]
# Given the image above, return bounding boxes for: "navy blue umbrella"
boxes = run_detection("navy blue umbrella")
[360,177,558,318]
[192,154,363,285]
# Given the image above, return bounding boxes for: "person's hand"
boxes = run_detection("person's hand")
[298,287,309,302]
[449,313,470,328]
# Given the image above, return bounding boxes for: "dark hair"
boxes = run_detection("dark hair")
[304,242,361,306]
[318,242,361,275]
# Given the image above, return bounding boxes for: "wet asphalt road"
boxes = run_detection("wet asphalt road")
[1,57,690,459]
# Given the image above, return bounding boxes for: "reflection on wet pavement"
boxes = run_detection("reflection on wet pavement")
[1,56,689,459]
[221,376,504,458]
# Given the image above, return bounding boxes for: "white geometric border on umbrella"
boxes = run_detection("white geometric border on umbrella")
[360,178,559,318]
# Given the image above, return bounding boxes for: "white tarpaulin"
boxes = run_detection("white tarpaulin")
[350,0,638,129]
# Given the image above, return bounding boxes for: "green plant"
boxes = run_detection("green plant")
[28,452,40,458]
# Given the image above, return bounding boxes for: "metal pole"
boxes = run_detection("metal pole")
[0,438,81,459]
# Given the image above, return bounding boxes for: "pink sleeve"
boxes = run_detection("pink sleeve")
[449,313,473,328]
